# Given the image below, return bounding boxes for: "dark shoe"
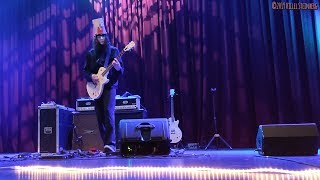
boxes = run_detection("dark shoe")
[104,145,116,154]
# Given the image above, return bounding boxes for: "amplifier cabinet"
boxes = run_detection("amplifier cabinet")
[38,104,74,153]
[72,111,104,151]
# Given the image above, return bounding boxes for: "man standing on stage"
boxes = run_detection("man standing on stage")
[83,18,123,153]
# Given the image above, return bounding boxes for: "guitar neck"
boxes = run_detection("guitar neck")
[101,49,125,76]
[170,96,174,119]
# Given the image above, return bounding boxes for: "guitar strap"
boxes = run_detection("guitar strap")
[103,47,112,67]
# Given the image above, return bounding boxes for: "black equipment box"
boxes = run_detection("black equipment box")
[256,123,319,156]
[38,103,74,153]
[119,118,170,156]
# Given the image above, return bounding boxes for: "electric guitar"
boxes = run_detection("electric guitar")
[168,89,182,143]
[86,41,135,99]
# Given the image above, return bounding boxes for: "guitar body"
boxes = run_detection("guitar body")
[86,67,110,99]
[169,118,182,143]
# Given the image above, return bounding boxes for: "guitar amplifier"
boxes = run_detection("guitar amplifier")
[72,111,104,151]
[115,95,141,110]
[38,102,74,153]
[76,97,95,111]
[76,95,141,111]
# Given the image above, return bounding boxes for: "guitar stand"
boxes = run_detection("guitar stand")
[205,88,232,150]
[171,141,184,149]
[205,133,232,150]
[170,141,185,156]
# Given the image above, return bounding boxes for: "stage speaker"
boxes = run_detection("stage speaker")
[115,109,147,148]
[72,111,104,151]
[119,118,171,156]
[38,104,74,153]
[256,123,319,156]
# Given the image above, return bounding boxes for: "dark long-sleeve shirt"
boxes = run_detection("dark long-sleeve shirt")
[83,46,124,89]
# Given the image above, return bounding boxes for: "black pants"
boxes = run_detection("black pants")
[94,87,116,146]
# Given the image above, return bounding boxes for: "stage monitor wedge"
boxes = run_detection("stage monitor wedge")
[256,123,319,156]
[119,118,170,156]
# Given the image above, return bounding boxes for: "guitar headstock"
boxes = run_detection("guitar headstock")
[169,89,175,97]
[123,41,135,51]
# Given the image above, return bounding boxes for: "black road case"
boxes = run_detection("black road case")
[38,103,74,153]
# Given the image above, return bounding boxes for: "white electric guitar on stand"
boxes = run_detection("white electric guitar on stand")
[86,41,135,99]
[168,89,182,143]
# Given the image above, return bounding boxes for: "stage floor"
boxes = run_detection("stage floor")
[0,149,320,180]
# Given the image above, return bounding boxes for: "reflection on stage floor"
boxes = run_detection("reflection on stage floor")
[0,149,320,180]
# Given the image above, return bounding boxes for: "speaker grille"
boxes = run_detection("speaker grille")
[72,112,104,151]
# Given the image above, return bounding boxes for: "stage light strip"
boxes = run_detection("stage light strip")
[14,166,320,180]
